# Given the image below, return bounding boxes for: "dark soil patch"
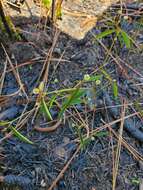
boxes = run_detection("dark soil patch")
[0,1,143,190]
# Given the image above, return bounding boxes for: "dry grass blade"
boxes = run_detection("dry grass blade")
[0,96,10,107]
[73,106,90,138]
[112,99,126,190]
[39,29,60,84]
[1,44,28,98]
[88,112,143,161]
[0,58,7,96]
[111,128,143,161]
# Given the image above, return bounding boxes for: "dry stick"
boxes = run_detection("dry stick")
[51,0,56,22]
[97,39,129,78]
[43,29,60,84]
[110,126,143,161]
[112,99,126,190]
[34,119,62,132]
[24,0,33,17]
[86,112,143,160]
[0,59,7,97]
[1,44,28,99]
[119,57,143,78]
[6,58,70,73]
[0,59,7,111]
[47,42,69,88]
[48,145,80,190]
[0,89,21,107]
[90,112,139,136]
[38,29,60,83]
[100,105,143,162]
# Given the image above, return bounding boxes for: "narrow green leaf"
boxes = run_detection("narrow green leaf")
[56,4,62,19]
[78,128,84,148]
[112,80,118,99]
[0,121,9,126]
[11,127,34,144]
[96,29,115,39]
[41,98,53,121]
[59,88,86,118]
[101,69,112,82]
[94,131,108,137]
[134,101,143,117]
[120,30,131,48]
[131,178,140,185]
[117,32,124,47]
[49,94,57,109]
[42,0,51,8]
[90,75,102,82]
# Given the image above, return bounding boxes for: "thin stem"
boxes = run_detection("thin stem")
[0,0,13,38]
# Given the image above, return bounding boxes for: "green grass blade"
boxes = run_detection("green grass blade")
[42,0,52,8]
[120,30,131,48]
[41,98,53,121]
[0,121,10,126]
[59,88,86,118]
[95,29,115,39]
[49,94,58,109]
[112,80,118,99]
[11,126,34,144]
[94,131,108,137]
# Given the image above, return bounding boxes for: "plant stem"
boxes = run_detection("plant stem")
[0,0,13,38]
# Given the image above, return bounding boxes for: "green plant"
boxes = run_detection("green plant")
[42,0,62,20]
[32,73,102,120]
[95,18,133,49]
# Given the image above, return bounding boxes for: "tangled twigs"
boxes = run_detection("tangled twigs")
[102,91,143,142]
